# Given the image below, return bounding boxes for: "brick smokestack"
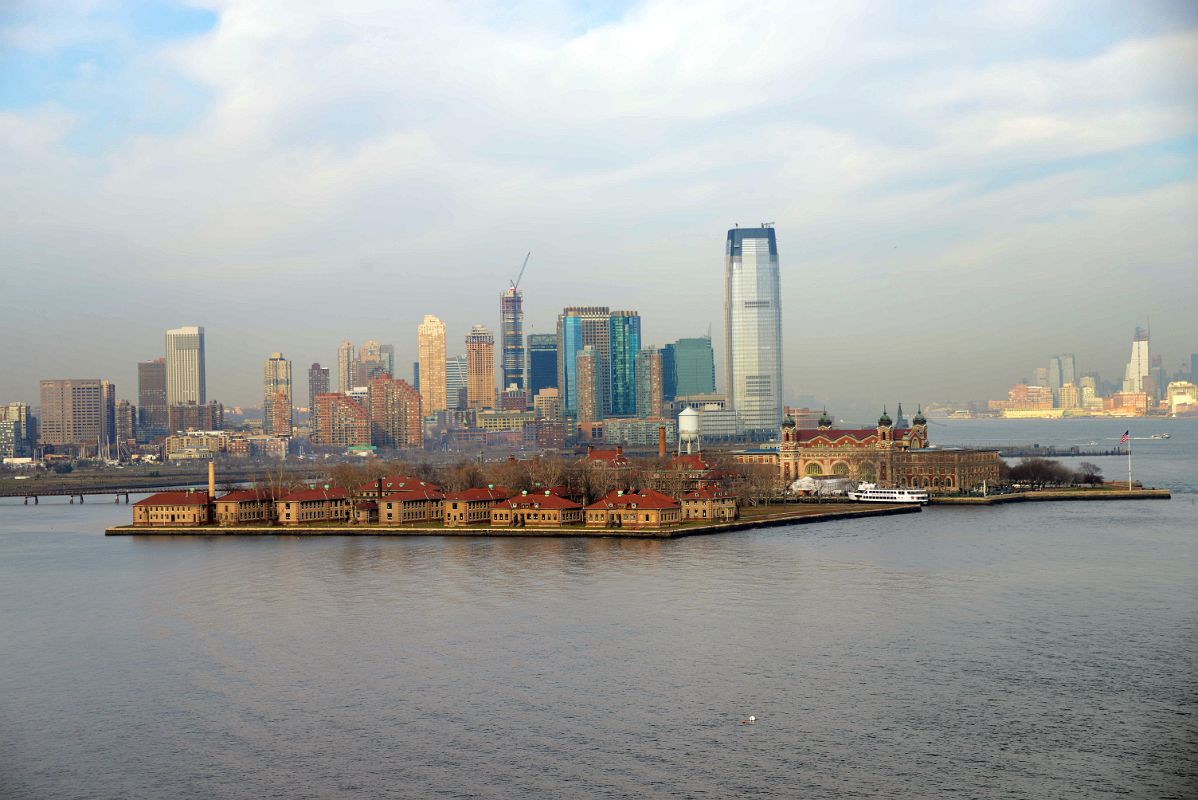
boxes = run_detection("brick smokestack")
[208,461,215,499]
[658,426,667,459]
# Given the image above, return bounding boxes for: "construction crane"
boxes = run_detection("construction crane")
[510,252,530,290]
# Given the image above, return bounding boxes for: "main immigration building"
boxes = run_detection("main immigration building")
[773,408,1001,492]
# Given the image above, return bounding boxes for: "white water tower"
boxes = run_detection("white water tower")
[678,406,701,455]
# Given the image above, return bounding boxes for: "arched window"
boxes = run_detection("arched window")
[860,463,876,482]
[832,462,850,476]
[805,463,823,476]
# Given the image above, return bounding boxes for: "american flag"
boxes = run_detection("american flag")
[1119,431,1129,445]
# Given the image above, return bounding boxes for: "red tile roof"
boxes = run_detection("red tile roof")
[584,446,629,466]
[442,486,513,503]
[585,488,680,511]
[799,428,911,444]
[682,486,735,500]
[216,489,277,503]
[278,487,350,502]
[502,492,582,510]
[356,475,441,492]
[380,488,444,502]
[134,491,211,506]
[670,454,712,471]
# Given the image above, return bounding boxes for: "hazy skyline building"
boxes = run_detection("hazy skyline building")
[557,306,611,416]
[501,285,525,392]
[575,346,599,425]
[39,378,115,451]
[445,355,468,411]
[1122,327,1151,393]
[165,326,206,408]
[608,311,641,416]
[635,347,664,418]
[465,325,496,410]
[417,315,447,414]
[137,358,167,440]
[263,352,293,436]
[337,340,354,394]
[665,335,716,400]
[724,226,783,433]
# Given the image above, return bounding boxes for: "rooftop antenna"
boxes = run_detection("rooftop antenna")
[761,221,774,228]
[510,252,530,290]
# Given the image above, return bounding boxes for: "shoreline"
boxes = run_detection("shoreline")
[106,503,921,538]
[930,488,1171,505]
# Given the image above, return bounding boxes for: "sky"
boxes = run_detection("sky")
[1,0,1196,418]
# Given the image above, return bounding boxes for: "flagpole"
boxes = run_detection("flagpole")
[1127,432,1132,491]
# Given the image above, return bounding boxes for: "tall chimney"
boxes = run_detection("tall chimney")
[208,460,216,499]
[658,426,667,459]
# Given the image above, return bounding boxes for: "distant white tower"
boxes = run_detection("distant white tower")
[165,325,206,407]
[678,406,701,455]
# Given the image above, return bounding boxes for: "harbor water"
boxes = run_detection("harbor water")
[1,419,1195,798]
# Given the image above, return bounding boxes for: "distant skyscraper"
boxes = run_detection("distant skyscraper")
[1122,327,1151,393]
[379,344,395,378]
[501,286,525,391]
[367,375,423,449]
[445,355,468,411]
[39,379,115,451]
[0,402,34,457]
[1059,353,1076,388]
[263,352,293,436]
[635,347,664,418]
[337,340,354,394]
[165,326,206,408]
[669,336,716,398]
[575,346,599,425]
[527,334,558,398]
[608,311,641,416]
[724,226,783,433]
[557,306,611,416]
[137,358,167,440]
[1048,356,1063,404]
[465,325,496,409]
[307,363,329,439]
[417,315,447,413]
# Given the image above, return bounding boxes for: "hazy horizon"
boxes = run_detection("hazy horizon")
[2,1,1196,418]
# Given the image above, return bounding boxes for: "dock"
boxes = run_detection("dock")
[105,502,921,538]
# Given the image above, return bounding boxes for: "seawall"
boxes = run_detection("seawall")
[930,488,1171,505]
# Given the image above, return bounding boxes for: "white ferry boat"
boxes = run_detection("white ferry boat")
[846,483,929,505]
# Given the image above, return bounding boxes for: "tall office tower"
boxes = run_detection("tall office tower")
[575,346,599,424]
[1059,353,1076,388]
[379,344,395,378]
[359,339,382,364]
[168,401,223,432]
[465,325,496,409]
[39,379,116,450]
[307,363,329,441]
[337,340,354,394]
[165,326,206,408]
[533,388,562,421]
[137,358,168,440]
[1122,327,1151,393]
[263,352,293,436]
[417,315,448,413]
[352,340,388,386]
[445,355,468,411]
[412,361,420,390]
[367,375,423,449]
[635,347,665,418]
[500,286,525,391]
[1034,366,1049,387]
[724,225,783,434]
[1048,356,1063,404]
[608,311,641,416]
[527,334,558,398]
[670,336,716,398]
[557,306,611,416]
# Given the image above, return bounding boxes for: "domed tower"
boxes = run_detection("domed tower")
[877,406,894,447]
[779,414,799,481]
[818,407,833,429]
[910,405,929,448]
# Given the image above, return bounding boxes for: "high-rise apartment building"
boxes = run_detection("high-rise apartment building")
[313,394,370,447]
[608,311,641,417]
[39,379,116,450]
[368,376,423,449]
[337,340,354,394]
[635,347,665,418]
[1122,327,1151,393]
[263,352,293,436]
[445,355,468,411]
[0,402,35,457]
[168,401,223,432]
[465,325,496,409]
[724,226,783,433]
[137,358,167,440]
[527,334,558,398]
[501,286,525,391]
[115,399,136,443]
[575,346,599,425]
[418,315,448,414]
[307,363,329,414]
[557,307,611,416]
[165,326,206,408]
[533,388,562,422]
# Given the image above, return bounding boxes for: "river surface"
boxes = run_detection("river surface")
[1,419,1195,798]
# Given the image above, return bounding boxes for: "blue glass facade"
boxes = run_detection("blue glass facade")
[608,312,641,417]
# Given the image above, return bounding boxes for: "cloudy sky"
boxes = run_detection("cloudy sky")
[2,0,1196,417]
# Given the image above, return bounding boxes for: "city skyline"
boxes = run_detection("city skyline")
[1,2,1196,416]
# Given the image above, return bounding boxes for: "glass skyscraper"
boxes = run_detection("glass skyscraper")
[668,335,716,398]
[527,334,558,399]
[608,311,641,416]
[557,307,611,416]
[500,287,524,391]
[723,226,782,434]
